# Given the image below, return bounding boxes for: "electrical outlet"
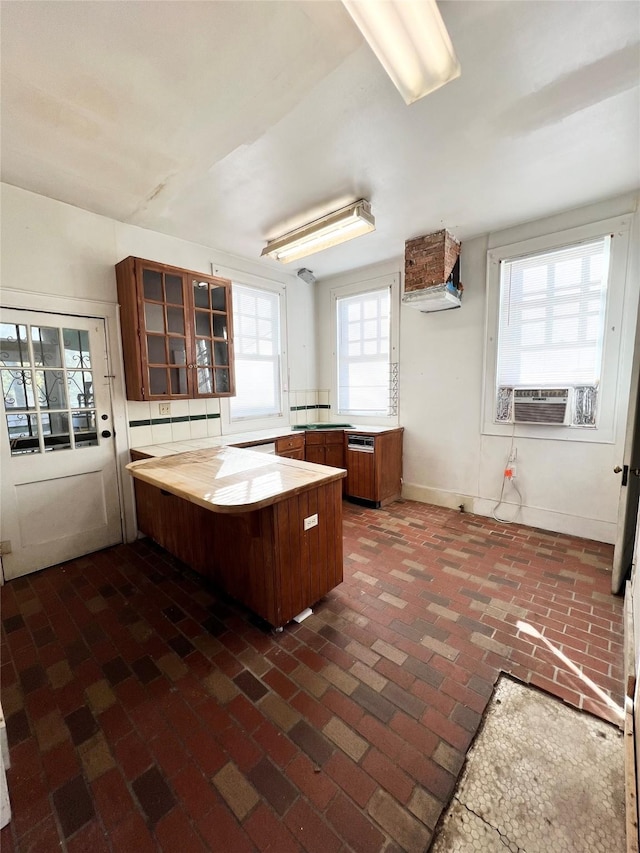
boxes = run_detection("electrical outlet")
[303,513,318,531]
[159,403,171,417]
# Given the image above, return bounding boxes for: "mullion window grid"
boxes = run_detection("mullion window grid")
[496,237,610,426]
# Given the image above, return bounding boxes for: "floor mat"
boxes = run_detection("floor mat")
[431,675,625,852]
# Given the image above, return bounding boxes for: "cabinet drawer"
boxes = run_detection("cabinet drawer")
[306,430,345,445]
[305,432,325,445]
[276,435,305,453]
[325,432,344,445]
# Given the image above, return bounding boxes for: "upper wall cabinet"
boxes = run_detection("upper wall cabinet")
[115,257,235,401]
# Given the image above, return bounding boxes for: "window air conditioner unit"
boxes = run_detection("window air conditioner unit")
[513,388,569,425]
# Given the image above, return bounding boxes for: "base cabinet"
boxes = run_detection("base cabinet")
[133,476,343,628]
[345,429,403,507]
[276,434,305,460]
[304,431,345,468]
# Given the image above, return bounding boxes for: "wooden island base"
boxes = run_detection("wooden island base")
[128,448,345,629]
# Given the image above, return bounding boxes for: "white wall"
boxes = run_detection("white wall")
[4,183,639,545]
[1,183,316,539]
[316,194,640,543]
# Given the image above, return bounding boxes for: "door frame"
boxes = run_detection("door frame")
[0,288,137,564]
[613,217,640,593]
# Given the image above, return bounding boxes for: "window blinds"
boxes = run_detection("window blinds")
[230,284,281,419]
[337,287,391,416]
[497,236,610,388]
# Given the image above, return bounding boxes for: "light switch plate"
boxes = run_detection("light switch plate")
[303,513,318,531]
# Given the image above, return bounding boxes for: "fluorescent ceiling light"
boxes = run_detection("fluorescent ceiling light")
[261,200,375,264]
[342,0,461,105]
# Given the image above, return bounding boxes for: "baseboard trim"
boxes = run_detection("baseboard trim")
[401,482,616,544]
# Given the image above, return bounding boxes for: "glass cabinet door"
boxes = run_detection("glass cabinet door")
[191,276,234,397]
[140,264,189,398]
[116,257,235,400]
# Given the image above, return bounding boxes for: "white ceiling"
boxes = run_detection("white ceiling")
[1,1,639,279]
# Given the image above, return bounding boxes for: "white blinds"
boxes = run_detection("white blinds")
[497,236,610,388]
[337,287,391,415]
[230,284,282,419]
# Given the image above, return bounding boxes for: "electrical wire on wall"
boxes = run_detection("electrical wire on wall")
[492,426,523,524]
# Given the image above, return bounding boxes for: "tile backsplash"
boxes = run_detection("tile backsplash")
[126,391,331,446]
[288,390,330,425]
[127,398,221,447]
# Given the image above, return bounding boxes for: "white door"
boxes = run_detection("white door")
[631,512,640,814]
[613,319,640,593]
[0,309,122,579]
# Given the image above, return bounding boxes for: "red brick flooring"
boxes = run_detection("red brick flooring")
[0,499,624,852]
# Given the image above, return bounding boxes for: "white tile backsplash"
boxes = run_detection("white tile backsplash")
[189,419,208,439]
[169,400,190,418]
[151,422,173,443]
[188,399,208,417]
[129,425,153,446]
[171,420,192,441]
[127,401,151,422]
[206,398,221,415]
[207,417,222,437]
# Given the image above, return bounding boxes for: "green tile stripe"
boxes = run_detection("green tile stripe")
[128,412,221,428]
[290,404,331,411]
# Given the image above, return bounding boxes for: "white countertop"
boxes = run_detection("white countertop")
[131,424,402,457]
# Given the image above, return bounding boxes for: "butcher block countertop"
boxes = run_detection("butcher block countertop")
[127,445,346,514]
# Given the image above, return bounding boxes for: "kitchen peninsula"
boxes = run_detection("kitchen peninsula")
[127,446,346,629]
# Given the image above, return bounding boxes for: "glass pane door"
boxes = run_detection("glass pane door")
[142,266,189,397]
[191,278,233,396]
[1,322,99,455]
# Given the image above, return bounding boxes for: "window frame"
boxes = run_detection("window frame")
[482,215,632,444]
[219,275,289,434]
[330,273,400,426]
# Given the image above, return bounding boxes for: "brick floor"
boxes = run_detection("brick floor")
[0,499,624,852]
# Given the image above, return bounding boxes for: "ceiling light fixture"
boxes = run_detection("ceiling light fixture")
[342,0,461,105]
[261,200,375,263]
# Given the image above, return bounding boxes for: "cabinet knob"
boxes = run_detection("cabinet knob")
[101,430,112,439]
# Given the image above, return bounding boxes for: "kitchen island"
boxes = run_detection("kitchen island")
[127,446,346,628]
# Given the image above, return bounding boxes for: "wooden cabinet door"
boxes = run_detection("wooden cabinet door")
[325,442,344,469]
[136,259,192,400]
[345,447,376,500]
[116,257,234,401]
[189,275,235,397]
[305,444,325,465]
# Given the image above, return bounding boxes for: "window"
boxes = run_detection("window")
[483,214,632,443]
[229,283,282,420]
[336,286,393,416]
[495,236,611,426]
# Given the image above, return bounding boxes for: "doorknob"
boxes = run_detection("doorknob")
[101,430,112,439]
[615,464,629,486]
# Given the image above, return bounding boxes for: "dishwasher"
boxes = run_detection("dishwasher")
[346,434,375,452]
